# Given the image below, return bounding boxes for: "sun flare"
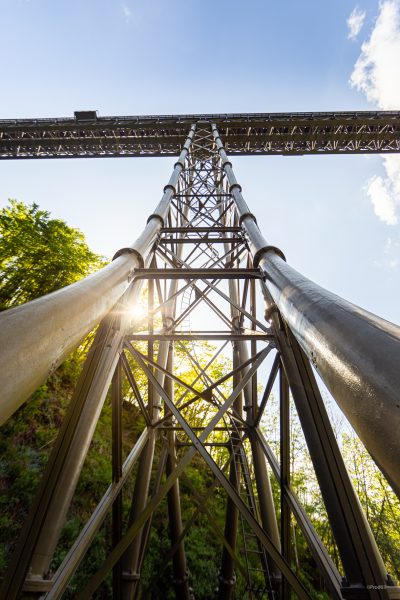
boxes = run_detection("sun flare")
[126,303,147,322]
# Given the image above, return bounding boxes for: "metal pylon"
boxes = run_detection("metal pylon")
[1,121,399,600]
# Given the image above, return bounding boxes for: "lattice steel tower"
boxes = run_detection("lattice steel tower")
[0,112,400,599]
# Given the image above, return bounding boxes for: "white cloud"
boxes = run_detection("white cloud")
[347,7,366,40]
[366,162,399,225]
[384,235,400,268]
[365,154,400,227]
[350,1,400,107]
[350,0,400,226]
[374,234,400,269]
[121,4,132,23]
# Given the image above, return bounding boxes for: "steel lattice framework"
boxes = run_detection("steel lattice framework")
[0,115,400,600]
[0,110,400,158]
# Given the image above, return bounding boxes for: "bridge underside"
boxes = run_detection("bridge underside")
[0,118,399,600]
[0,110,399,158]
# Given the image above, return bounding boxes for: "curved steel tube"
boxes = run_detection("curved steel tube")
[0,125,196,425]
[260,256,400,496]
[212,124,400,497]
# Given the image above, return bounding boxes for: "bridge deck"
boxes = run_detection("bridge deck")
[0,110,399,158]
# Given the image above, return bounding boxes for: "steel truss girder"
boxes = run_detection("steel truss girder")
[0,110,399,158]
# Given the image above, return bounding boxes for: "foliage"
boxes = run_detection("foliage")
[0,199,104,309]
[262,393,400,586]
[342,432,400,579]
[0,361,77,572]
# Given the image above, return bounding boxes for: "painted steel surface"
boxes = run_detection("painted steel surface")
[1,119,399,600]
[0,111,399,158]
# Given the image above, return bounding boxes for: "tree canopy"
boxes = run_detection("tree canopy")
[0,199,104,310]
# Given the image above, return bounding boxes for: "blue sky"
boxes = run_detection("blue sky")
[0,0,399,323]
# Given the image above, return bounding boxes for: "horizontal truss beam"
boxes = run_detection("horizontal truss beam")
[1,111,399,158]
[134,268,262,279]
[128,333,272,341]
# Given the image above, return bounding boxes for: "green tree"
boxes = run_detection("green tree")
[0,199,104,310]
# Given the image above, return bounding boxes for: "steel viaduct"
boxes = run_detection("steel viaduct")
[0,111,399,600]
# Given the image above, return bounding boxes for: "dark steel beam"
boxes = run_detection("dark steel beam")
[126,343,268,409]
[141,457,236,598]
[160,227,242,233]
[253,353,280,428]
[218,345,241,600]
[280,365,291,600]
[0,302,140,600]
[1,111,399,158]
[75,345,271,599]
[37,430,150,600]
[182,473,249,585]
[133,448,168,600]
[134,267,262,279]
[112,360,123,599]
[128,333,272,341]
[159,237,243,244]
[120,353,152,426]
[122,436,156,599]
[164,348,191,600]
[156,243,268,331]
[268,301,395,598]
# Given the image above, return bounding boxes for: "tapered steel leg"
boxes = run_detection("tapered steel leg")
[122,435,156,599]
[112,359,123,598]
[122,279,157,600]
[218,344,241,600]
[280,364,291,600]
[218,451,240,599]
[165,346,191,600]
[263,283,393,599]
[0,284,142,600]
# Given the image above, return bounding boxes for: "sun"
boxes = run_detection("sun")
[126,302,147,323]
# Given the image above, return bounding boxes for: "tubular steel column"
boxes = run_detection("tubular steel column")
[263,284,395,599]
[222,186,281,589]
[211,123,400,498]
[1,290,142,600]
[28,122,193,580]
